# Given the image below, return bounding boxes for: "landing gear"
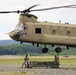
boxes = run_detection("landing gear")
[55,46,62,53]
[42,45,48,53]
[41,45,62,53]
[42,47,48,53]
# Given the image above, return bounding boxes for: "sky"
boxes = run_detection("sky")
[0,0,76,40]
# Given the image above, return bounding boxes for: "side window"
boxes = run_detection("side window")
[35,28,41,34]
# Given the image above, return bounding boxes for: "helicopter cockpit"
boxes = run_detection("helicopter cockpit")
[15,23,27,31]
[17,25,24,30]
[9,23,28,40]
[15,23,28,35]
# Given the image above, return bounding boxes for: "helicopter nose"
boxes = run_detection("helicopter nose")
[9,31,14,39]
[9,30,21,40]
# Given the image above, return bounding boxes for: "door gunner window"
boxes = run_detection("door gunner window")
[35,28,41,34]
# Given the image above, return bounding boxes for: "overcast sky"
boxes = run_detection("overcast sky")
[0,0,76,40]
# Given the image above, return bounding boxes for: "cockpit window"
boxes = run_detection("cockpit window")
[18,25,24,30]
[15,23,28,31]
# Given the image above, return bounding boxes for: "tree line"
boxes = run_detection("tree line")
[0,44,76,55]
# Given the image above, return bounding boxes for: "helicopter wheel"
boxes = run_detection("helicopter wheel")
[42,47,48,53]
[55,46,62,53]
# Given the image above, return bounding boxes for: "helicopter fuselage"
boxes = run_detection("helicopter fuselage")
[9,21,76,47]
[1,4,76,53]
[8,13,76,53]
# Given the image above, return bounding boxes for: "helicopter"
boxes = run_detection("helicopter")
[0,4,76,53]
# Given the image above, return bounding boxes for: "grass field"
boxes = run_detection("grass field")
[0,55,76,65]
[0,73,31,75]
[0,55,76,75]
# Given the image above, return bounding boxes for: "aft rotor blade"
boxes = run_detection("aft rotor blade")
[67,6,76,8]
[30,4,76,12]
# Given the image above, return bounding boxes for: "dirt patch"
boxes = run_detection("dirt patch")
[0,64,76,75]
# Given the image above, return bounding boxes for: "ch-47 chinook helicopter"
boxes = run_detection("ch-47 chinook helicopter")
[0,4,76,53]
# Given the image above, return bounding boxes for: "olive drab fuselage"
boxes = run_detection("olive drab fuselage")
[9,14,76,47]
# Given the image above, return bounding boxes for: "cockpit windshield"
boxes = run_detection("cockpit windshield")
[18,25,24,30]
[15,23,27,31]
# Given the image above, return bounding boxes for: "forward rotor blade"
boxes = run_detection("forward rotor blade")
[0,4,76,14]
[0,11,12,13]
[23,4,39,13]
[0,5,39,14]
[30,4,76,12]
[27,4,39,10]
[0,10,20,14]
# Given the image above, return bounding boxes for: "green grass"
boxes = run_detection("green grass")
[0,73,31,75]
[0,56,76,65]
[60,58,76,65]
[0,59,23,64]
[29,56,54,62]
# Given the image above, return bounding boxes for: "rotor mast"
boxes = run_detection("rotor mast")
[19,14,38,24]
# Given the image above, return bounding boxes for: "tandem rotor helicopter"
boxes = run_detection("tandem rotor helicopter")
[0,4,76,53]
